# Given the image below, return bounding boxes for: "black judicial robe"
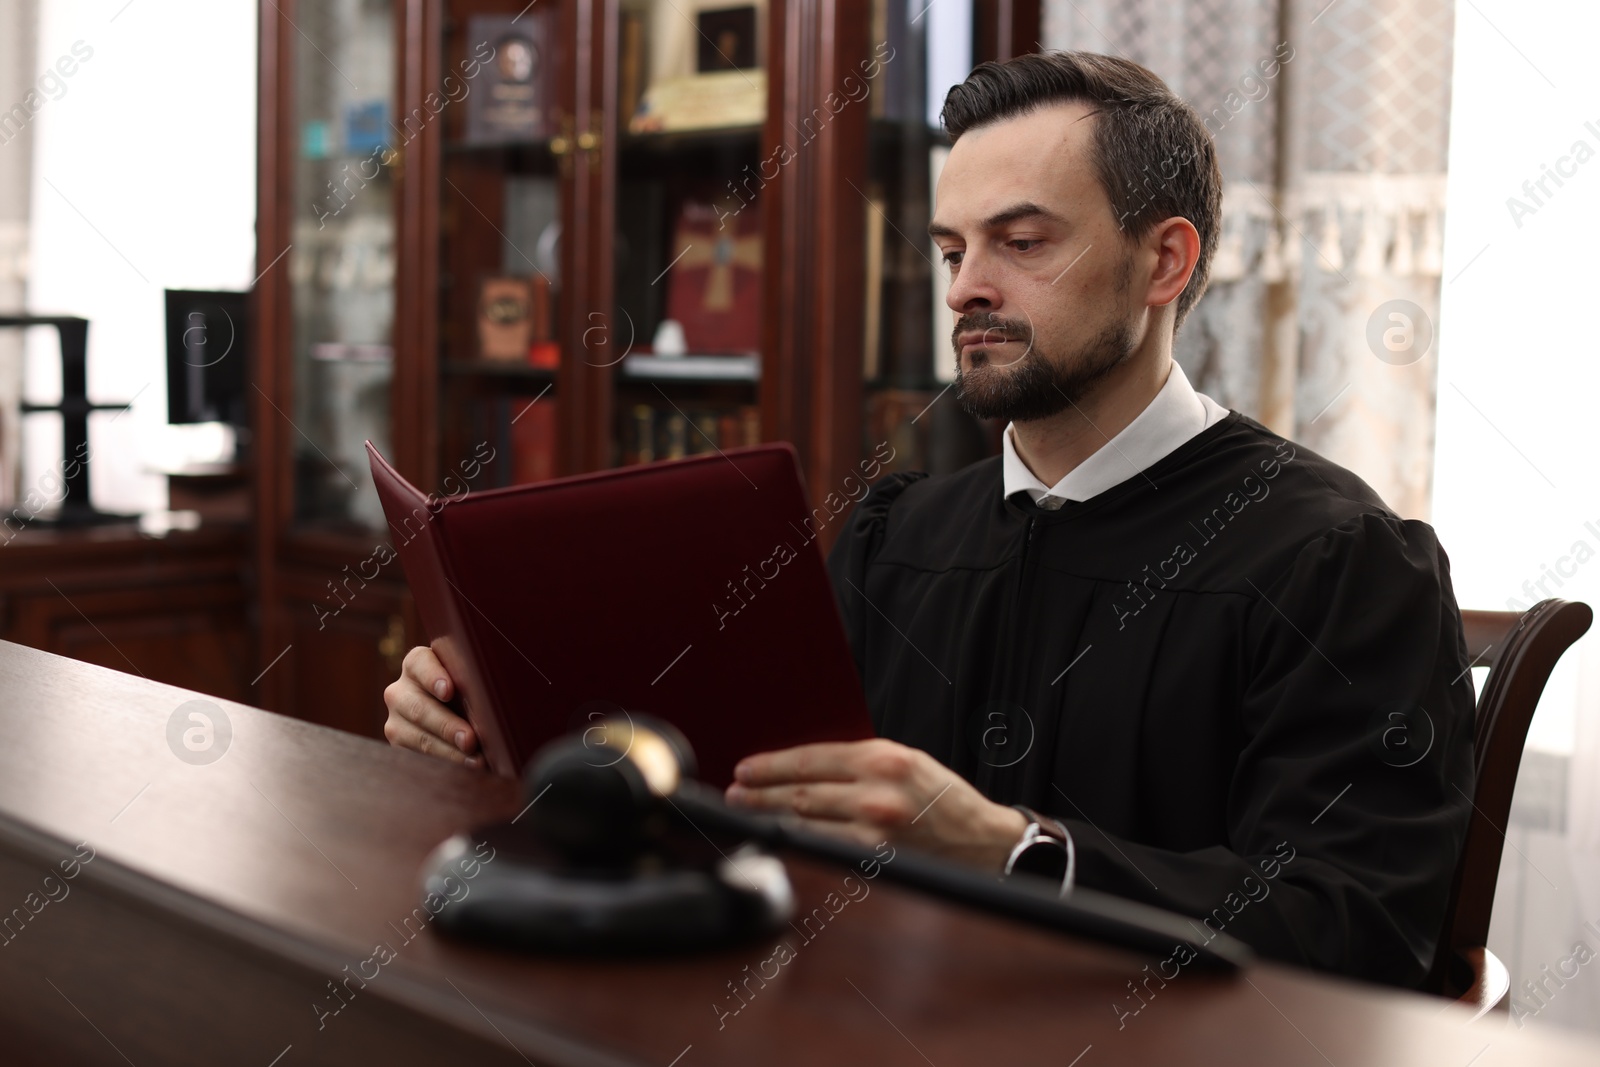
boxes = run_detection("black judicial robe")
[826,410,1475,988]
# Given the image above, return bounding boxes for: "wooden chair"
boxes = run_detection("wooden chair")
[1426,598,1592,1019]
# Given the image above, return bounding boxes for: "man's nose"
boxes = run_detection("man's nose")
[945,251,1002,315]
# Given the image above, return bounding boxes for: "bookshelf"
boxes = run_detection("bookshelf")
[252,0,1040,734]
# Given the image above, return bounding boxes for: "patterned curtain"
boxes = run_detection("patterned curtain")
[1042,0,1456,519]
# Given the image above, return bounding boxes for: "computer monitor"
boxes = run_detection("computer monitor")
[164,289,249,432]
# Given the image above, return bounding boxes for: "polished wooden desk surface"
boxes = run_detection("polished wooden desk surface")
[0,641,1594,1066]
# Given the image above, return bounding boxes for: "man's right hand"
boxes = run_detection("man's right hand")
[383,646,485,769]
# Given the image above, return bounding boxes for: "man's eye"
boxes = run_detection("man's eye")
[1010,239,1041,252]
[941,249,964,267]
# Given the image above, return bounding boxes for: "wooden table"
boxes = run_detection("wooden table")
[0,640,1594,1066]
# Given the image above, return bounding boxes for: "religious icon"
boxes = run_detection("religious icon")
[663,196,762,353]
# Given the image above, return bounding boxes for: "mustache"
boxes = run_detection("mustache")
[952,314,1032,349]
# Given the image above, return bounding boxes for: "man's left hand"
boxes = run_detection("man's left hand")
[725,738,1028,871]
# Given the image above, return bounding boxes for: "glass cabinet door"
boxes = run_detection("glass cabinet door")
[288,0,399,532]
[606,0,769,468]
[434,0,570,491]
[860,0,1000,479]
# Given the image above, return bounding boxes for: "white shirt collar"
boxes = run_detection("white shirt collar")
[1001,361,1228,508]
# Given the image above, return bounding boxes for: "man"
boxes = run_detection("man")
[385,51,1474,989]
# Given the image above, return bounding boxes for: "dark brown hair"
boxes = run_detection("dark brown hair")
[941,51,1222,329]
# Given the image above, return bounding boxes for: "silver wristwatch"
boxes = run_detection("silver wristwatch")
[1003,805,1075,897]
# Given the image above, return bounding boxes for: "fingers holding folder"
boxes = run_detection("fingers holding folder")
[384,646,486,770]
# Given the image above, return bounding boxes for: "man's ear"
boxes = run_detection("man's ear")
[1143,217,1201,312]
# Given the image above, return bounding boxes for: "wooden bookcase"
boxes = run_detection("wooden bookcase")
[252,0,1039,735]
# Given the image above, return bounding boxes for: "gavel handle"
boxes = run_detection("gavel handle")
[666,781,1252,971]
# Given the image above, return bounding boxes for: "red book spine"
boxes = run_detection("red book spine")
[511,400,558,484]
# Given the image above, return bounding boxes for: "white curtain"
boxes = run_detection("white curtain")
[0,0,38,507]
[1043,0,1455,520]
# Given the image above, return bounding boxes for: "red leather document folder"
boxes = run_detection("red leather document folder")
[367,442,874,785]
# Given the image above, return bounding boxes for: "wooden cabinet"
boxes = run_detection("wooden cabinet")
[252,0,1038,736]
[0,527,254,704]
[272,562,409,738]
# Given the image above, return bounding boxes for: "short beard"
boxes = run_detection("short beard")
[954,313,1138,423]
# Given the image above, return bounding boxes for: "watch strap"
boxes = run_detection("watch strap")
[1004,805,1075,897]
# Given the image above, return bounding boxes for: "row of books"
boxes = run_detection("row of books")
[480,394,558,488]
[621,402,760,465]
[463,394,767,489]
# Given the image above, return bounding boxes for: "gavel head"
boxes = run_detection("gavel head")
[519,715,697,870]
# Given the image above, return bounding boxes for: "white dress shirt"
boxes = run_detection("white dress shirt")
[1001,361,1229,509]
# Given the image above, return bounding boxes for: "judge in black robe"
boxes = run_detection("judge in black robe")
[721,55,1475,989]
[822,412,1475,989]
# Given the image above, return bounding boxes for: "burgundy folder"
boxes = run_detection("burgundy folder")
[367,442,874,784]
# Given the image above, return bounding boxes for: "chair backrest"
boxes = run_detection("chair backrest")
[1426,598,1592,994]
